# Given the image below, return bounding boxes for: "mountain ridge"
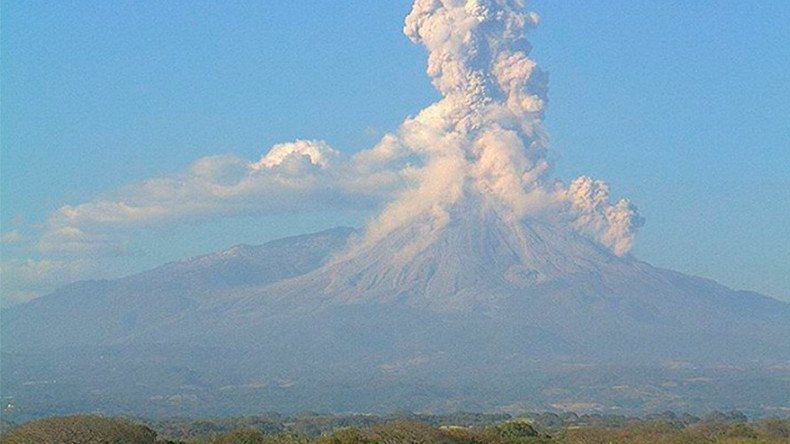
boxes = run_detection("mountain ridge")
[2,224,789,417]
[4,221,788,361]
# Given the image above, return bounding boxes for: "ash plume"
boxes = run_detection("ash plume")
[32,0,642,269]
[360,0,643,257]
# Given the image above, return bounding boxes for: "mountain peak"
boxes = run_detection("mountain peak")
[3,225,788,417]
[248,198,632,313]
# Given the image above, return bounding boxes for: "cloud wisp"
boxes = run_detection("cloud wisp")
[37,139,414,254]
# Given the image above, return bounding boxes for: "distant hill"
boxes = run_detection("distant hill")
[2,227,355,351]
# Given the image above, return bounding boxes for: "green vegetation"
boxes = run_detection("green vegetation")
[0,415,156,443]
[1,412,788,443]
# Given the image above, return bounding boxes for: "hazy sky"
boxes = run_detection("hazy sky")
[2,0,789,304]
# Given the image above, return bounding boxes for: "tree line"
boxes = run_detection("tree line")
[2,411,789,443]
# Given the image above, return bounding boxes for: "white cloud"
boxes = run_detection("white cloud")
[37,140,414,254]
[1,230,23,244]
[0,259,95,306]
[252,139,339,170]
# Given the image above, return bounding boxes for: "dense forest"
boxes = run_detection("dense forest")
[1,411,789,443]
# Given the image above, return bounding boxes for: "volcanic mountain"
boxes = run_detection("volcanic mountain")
[5,202,788,364]
[3,0,788,416]
[3,210,789,415]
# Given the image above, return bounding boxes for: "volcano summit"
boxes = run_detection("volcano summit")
[2,0,788,417]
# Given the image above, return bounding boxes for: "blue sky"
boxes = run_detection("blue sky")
[2,0,789,303]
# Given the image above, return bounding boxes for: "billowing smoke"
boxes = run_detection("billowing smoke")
[34,0,641,263]
[566,176,644,256]
[360,0,642,256]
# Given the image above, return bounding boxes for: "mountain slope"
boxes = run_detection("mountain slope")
[1,227,355,351]
[2,218,788,417]
[110,202,788,365]
[5,206,787,365]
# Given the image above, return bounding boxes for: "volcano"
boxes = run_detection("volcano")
[3,206,788,416]
[3,0,789,417]
[6,200,787,362]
